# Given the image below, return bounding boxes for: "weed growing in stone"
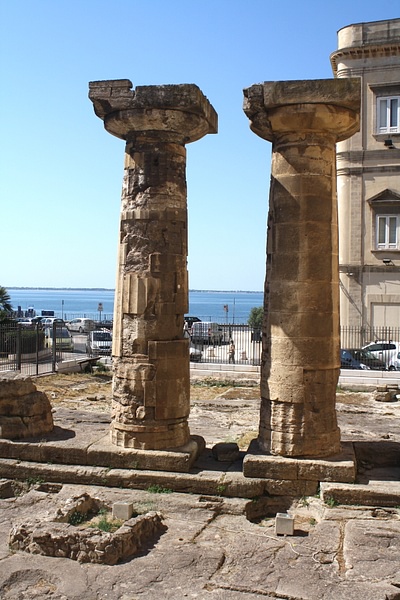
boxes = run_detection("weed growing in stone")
[325,496,339,508]
[91,514,123,533]
[68,511,88,526]
[147,484,172,494]
[299,496,310,507]
[26,476,44,487]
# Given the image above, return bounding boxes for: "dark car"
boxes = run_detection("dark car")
[340,349,387,371]
[184,316,201,330]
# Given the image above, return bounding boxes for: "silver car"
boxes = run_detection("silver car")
[66,318,96,333]
[362,341,400,371]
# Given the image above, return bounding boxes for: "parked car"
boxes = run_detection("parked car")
[94,319,113,330]
[31,316,46,326]
[184,316,201,330]
[340,348,387,370]
[16,318,35,328]
[191,321,224,345]
[86,330,112,356]
[66,318,96,333]
[44,327,74,352]
[362,341,400,371]
[41,317,65,329]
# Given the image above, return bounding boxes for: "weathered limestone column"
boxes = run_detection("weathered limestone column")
[243,79,360,457]
[89,80,217,450]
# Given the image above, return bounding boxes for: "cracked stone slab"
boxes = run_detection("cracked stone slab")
[0,553,92,599]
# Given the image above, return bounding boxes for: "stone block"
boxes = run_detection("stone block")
[112,501,134,520]
[320,481,400,507]
[243,439,356,483]
[122,274,160,316]
[88,434,204,472]
[212,442,240,462]
[263,478,319,497]
[275,512,294,535]
[0,478,15,498]
[0,376,53,440]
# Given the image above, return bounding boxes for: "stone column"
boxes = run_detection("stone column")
[243,79,360,457]
[89,80,217,450]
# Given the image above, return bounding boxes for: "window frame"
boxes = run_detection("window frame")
[377,95,400,134]
[376,214,400,250]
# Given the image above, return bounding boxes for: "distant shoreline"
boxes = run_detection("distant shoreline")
[7,287,115,292]
[7,287,263,294]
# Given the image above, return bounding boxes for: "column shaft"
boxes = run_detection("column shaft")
[243,79,360,457]
[89,80,217,450]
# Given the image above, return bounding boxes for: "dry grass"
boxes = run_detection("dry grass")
[35,372,259,408]
[34,372,367,412]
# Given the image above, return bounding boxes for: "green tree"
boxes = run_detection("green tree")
[248,306,263,329]
[0,286,12,321]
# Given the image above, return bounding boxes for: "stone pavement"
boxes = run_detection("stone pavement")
[0,387,399,598]
[0,483,399,599]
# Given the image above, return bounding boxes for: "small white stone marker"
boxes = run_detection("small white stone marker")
[275,512,294,536]
[112,502,134,520]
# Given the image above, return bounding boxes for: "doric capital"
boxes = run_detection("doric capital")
[89,79,217,143]
[243,78,361,143]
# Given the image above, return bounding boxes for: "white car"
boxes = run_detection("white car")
[17,318,34,327]
[66,318,96,333]
[41,317,65,329]
[362,341,400,371]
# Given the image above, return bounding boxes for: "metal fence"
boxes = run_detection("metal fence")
[0,322,85,377]
[340,326,400,349]
[3,322,398,377]
[0,321,263,375]
[189,324,262,366]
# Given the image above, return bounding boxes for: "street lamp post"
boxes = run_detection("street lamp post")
[223,304,228,325]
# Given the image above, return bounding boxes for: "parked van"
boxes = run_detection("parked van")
[86,330,112,356]
[191,321,223,345]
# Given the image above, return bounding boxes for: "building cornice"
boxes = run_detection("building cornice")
[331,43,400,75]
[337,165,400,176]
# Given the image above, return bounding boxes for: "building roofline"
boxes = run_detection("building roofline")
[336,18,400,35]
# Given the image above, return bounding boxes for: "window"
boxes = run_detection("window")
[377,96,400,134]
[376,215,399,249]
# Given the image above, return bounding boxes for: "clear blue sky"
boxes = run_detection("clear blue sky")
[1,1,398,291]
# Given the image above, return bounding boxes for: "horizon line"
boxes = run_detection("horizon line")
[7,286,263,293]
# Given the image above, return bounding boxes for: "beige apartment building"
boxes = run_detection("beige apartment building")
[331,18,400,332]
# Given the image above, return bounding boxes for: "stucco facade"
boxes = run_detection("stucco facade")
[331,19,400,330]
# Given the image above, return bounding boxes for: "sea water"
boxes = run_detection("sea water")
[8,288,264,324]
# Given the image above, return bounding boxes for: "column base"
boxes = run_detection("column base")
[243,439,356,487]
[110,420,189,451]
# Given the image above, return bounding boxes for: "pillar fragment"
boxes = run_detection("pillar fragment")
[243,79,360,457]
[89,80,217,450]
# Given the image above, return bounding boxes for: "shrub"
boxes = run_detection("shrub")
[248,306,263,329]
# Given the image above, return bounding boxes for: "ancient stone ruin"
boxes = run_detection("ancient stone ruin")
[89,80,217,452]
[9,491,166,565]
[0,77,376,512]
[242,78,361,458]
[0,373,53,440]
